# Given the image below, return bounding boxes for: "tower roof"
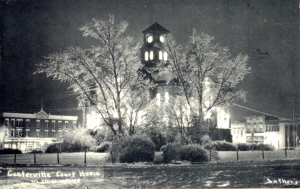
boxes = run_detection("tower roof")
[142,22,170,34]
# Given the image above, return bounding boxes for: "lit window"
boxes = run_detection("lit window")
[159,36,164,43]
[147,35,153,43]
[156,93,161,106]
[145,52,148,61]
[45,130,48,137]
[159,51,163,60]
[165,92,169,103]
[150,51,153,60]
[164,52,168,61]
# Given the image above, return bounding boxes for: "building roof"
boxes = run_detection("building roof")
[142,22,170,34]
[1,110,78,121]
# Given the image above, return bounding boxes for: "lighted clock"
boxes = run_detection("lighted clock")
[159,36,164,43]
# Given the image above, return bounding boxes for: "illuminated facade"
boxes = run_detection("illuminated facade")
[0,109,78,152]
[231,115,300,149]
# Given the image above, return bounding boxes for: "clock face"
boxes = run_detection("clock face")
[147,36,153,43]
[159,36,164,43]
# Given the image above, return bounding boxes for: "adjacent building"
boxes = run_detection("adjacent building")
[231,115,300,149]
[0,109,78,152]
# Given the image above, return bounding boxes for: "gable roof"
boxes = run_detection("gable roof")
[142,22,170,34]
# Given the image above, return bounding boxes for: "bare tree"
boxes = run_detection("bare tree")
[158,30,251,141]
[35,16,153,136]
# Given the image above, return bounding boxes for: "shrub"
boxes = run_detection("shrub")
[253,143,276,151]
[162,143,182,163]
[45,143,61,153]
[29,150,43,153]
[160,145,166,152]
[96,142,111,152]
[0,148,22,154]
[111,135,155,163]
[179,145,209,162]
[213,141,237,151]
[238,143,251,151]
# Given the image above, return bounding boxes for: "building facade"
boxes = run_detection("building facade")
[0,109,78,152]
[231,115,300,149]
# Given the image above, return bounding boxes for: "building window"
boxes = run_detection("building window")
[150,51,153,60]
[159,51,163,60]
[165,92,169,103]
[52,130,55,138]
[241,130,243,137]
[147,35,153,43]
[164,52,168,61]
[11,129,14,137]
[159,36,164,43]
[26,119,30,127]
[36,130,40,137]
[52,120,55,129]
[11,119,15,127]
[276,125,279,131]
[5,129,8,136]
[58,121,62,128]
[247,124,251,132]
[156,93,161,106]
[26,129,30,137]
[65,121,69,129]
[266,125,269,131]
[5,119,9,126]
[145,52,148,61]
[259,124,263,132]
[45,130,48,137]
[45,120,49,128]
[17,119,23,127]
[36,120,40,128]
[58,130,62,138]
[16,129,22,137]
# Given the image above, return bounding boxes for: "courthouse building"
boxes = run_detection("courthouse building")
[0,109,78,152]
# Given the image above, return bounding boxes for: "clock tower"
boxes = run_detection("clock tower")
[141,23,180,104]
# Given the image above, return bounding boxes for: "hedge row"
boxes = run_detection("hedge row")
[204,141,276,151]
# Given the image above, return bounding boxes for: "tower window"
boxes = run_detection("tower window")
[147,35,153,43]
[165,92,169,103]
[150,51,153,60]
[159,51,163,60]
[159,36,164,43]
[156,93,161,106]
[164,52,168,61]
[145,52,148,61]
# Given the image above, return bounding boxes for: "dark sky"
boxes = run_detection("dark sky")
[0,0,299,122]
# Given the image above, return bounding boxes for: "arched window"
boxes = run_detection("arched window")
[159,51,163,60]
[165,92,169,103]
[150,51,153,60]
[156,93,160,106]
[164,52,168,61]
[145,52,148,61]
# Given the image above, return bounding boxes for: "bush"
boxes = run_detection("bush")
[29,150,43,153]
[111,135,155,163]
[0,148,22,154]
[237,143,251,151]
[162,143,182,163]
[45,143,61,153]
[96,142,111,152]
[253,143,276,151]
[179,145,209,162]
[160,145,166,152]
[213,141,237,151]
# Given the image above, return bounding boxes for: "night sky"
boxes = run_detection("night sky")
[0,0,299,122]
